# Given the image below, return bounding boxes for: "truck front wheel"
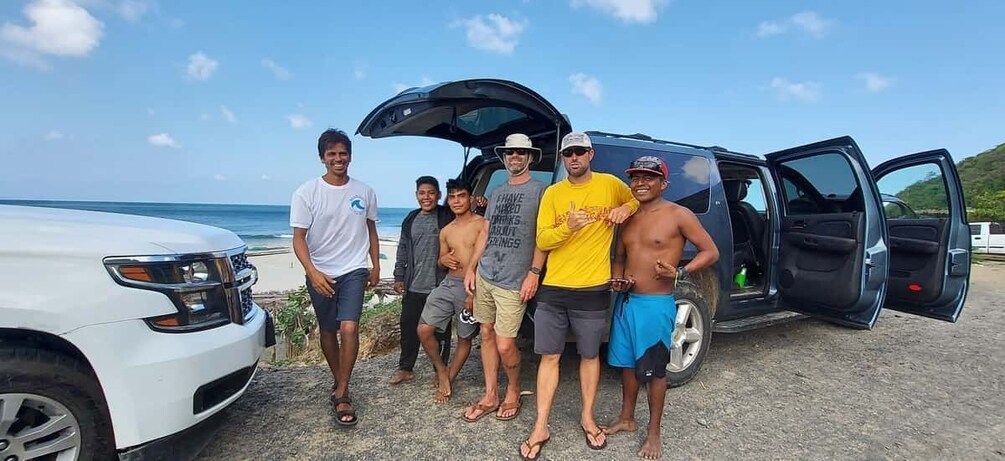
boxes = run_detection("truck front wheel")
[665,279,713,388]
[0,346,114,461]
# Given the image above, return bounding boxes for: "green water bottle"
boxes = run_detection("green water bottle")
[734,265,747,288]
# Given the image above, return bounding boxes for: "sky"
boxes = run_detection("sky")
[1,0,1003,208]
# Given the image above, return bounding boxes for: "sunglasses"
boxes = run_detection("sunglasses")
[561,147,591,158]
[501,149,532,157]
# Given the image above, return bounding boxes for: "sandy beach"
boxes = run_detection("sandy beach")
[249,240,399,293]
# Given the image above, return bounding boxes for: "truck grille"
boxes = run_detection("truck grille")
[230,251,257,320]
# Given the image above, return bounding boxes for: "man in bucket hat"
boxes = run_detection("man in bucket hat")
[463,133,548,422]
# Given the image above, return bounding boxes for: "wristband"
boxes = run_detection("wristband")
[529,266,542,275]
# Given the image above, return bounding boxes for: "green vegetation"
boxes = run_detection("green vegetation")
[273,286,316,353]
[894,142,1005,221]
[267,286,402,366]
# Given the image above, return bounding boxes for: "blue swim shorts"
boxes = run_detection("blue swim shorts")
[607,292,675,383]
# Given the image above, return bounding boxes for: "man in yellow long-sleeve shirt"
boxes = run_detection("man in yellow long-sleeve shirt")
[519,132,639,459]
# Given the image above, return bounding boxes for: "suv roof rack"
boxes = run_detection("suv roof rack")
[585,130,757,159]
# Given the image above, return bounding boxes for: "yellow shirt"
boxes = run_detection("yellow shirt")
[536,172,639,288]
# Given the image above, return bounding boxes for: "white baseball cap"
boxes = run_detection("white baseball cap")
[560,132,593,152]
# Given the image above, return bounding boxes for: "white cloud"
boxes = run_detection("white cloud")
[756,21,785,37]
[169,18,184,28]
[571,0,668,24]
[791,11,830,38]
[770,77,821,102]
[287,114,312,130]
[148,133,180,148]
[44,130,65,140]
[116,0,152,22]
[186,51,218,81]
[569,72,602,104]
[146,107,154,116]
[682,156,711,184]
[220,105,237,124]
[857,72,894,92]
[354,61,367,81]
[199,112,210,121]
[757,11,832,39]
[452,14,526,55]
[261,58,291,80]
[0,0,104,69]
[392,77,435,94]
[260,174,272,181]
[214,174,226,181]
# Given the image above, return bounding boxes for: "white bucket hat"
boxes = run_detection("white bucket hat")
[493,133,542,165]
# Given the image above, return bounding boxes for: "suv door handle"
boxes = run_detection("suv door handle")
[791,220,807,229]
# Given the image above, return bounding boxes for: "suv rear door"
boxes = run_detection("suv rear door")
[766,136,889,329]
[356,79,570,150]
[872,150,970,322]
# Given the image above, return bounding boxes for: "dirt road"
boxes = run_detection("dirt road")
[198,263,1005,460]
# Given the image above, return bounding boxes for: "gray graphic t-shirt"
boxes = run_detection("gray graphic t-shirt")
[477,178,547,290]
[409,212,439,293]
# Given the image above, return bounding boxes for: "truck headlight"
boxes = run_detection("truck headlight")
[104,255,235,332]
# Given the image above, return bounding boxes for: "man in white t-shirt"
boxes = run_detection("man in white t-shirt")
[290,128,380,427]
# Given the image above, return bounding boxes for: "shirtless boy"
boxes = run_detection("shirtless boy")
[418,179,484,403]
[603,156,720,460]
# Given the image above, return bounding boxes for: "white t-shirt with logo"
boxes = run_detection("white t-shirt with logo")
[290,177,378,277]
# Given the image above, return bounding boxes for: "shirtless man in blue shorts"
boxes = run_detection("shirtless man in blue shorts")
[602,156,719,459]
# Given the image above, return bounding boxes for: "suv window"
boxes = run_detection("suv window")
[588,145,711,214]
[970,224,982,234]
[992,223,1004,235]
[777,153,864,215]
[877,163,948,219]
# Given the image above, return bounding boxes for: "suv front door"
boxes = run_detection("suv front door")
[766,136,888,329]
[873,149,971,322]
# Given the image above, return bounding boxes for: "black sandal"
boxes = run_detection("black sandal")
[330,394,358,427]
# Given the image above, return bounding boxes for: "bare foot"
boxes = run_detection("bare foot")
[601,418,638,435]
[434,388,451,403]
[434,373,452,403]
[388,370,414,385]
[638,434,662,459]
[519,428,550,459]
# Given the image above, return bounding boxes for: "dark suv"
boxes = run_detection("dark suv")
[357,78,972,387]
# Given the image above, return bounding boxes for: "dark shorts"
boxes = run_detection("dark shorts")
[608,293,675,383]
[305,268,369,331]
[533,285,610,359]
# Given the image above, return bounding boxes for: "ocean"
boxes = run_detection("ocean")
[0,200,413,250]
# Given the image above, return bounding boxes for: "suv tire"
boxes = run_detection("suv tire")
[666,279,713,388]
[0,346,114,461]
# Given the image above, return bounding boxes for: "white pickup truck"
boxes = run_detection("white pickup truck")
[970,221,1005,254]
[0,205,275,460]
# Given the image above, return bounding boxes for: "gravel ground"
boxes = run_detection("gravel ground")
[198,263,1005,460]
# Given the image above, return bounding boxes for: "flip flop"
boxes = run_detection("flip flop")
[330,395,358,427]
[462,403,499,423]
[582,426,607,450]
[519,437,550,460]
[495,397,521,421]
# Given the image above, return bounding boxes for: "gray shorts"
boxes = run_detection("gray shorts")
[533,285,610,359]
[420,276,479,339]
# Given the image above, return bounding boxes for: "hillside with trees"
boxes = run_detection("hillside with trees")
[896,142,1005,221]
